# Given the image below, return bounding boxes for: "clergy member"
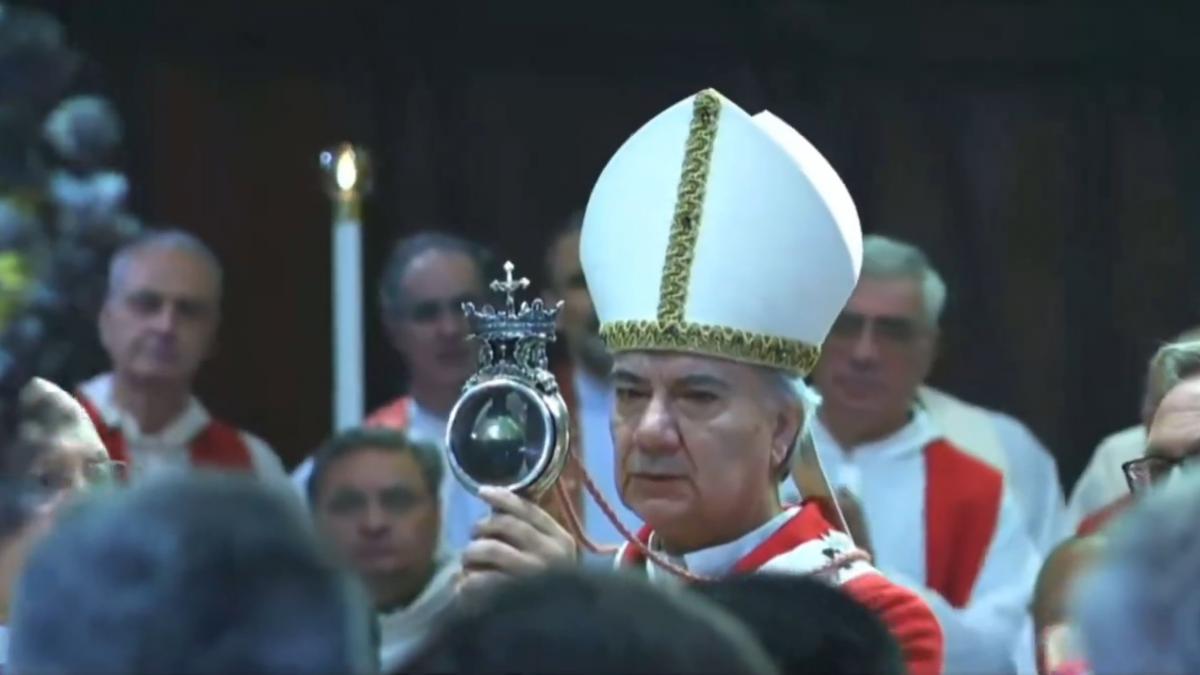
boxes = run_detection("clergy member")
[1066,324,1200,533]
[1077,338,1200,533]
[307,428,457,671]
[800,234,1067,553]
[458,89,944,675]
[76,230,284,481]
[916,386,1064,553]
[292,232,494,551]
[1017,338,1200,672]
[804,234,1042,673]
[1065,342,1200,675]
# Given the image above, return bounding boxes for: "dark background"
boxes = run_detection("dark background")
[24,0,1200,490]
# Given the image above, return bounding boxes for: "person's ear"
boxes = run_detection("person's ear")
[770,401,803,477]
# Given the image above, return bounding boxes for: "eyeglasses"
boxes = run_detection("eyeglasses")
[401,294,482,323]
[828,311,925,344]
[1122,453,1200,495]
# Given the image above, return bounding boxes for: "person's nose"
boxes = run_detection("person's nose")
[360,501,389,537]
[631,393,683,456]
[434,306,467,340]
[849,322,880,366]
[148,304,180,335]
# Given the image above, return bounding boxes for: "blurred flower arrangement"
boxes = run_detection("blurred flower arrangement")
[0,3,142,450]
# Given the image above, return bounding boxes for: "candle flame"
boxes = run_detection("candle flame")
[335,150,358,191]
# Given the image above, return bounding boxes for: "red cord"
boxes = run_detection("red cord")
[553,450,872,583]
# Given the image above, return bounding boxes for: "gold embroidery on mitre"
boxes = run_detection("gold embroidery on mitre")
[601,319,822,376]
[656,89,721,324]
[597,89,823,374]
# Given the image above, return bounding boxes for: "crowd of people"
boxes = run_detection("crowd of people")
[0,27,1195,675]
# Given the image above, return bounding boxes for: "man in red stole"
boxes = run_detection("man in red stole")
[76,230,284,481]
[804,233,1041,673]
[459,89,943,675]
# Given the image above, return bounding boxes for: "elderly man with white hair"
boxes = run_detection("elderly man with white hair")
[75,229,284,481]
[448,89,945,675]
[803,235,1066,554]
[802,234,1043,673]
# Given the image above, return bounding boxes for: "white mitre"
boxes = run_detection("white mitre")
[579,90,862,375]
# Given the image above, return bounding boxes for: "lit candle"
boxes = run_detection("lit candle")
[319,144,371,431]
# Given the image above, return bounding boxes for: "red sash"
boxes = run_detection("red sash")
[364,396,412,429]
[616,501,944,675]
[617,500,836,571]
[1076,493,1134,536]
[923,439,1003,608]
[75,394,254,473]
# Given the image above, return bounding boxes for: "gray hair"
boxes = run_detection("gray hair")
[757,367,812,483]
[377,231,493,320]
[860,235,947,325]
[107,228,224,299]
[1144,339,1200,421]
[1073,470,1200,674]
[9,473,375,675]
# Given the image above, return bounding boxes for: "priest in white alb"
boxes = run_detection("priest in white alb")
[797,236,1043,673]
[456,88,944,675]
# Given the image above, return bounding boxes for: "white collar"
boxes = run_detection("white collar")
[648,507,798,580]
[811,405,940,460]
[79,372,210,445]
[378,556,459,628]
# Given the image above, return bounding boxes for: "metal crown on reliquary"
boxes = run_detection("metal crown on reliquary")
[461,260,562,392]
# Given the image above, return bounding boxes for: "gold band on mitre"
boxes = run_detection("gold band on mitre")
[600,320,821,375]
[597,89,822,376]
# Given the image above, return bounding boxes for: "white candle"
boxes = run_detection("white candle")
[321,145,371,432]
[333,215,364,430]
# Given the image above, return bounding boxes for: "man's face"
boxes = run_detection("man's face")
[22,392,113,523]
[811,277,936,423]
[610,352,799,549]
[385,250,483,393]
[314,448,440,584]
[26,438,113,508]
[545,229,610,376]
[0,432,109,598]
[99,248,220,385]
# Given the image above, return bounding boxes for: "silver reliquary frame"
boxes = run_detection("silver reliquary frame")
[445,261,570,499]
